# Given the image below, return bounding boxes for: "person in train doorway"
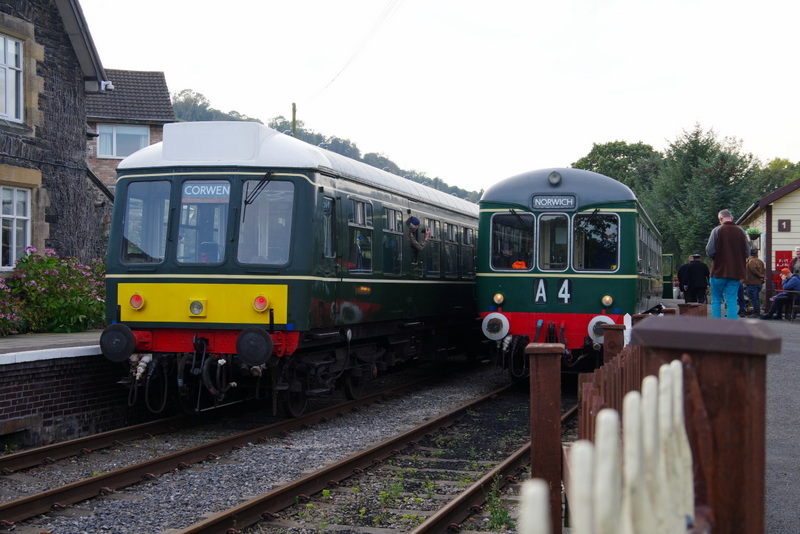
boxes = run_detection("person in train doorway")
[760,268,800,320]
[705,209,751,319]
[680,254,710,303]
[406,216,430,264]
[744,249,766,318]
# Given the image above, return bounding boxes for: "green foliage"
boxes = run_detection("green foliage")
[571,140,663,191]
[574,125,772,261]
[2,248,105,334]
[0,276,20,336]
[485,474,514,531]
[172,89,262,123]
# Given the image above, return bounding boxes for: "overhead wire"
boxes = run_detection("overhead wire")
[313,0,404,97]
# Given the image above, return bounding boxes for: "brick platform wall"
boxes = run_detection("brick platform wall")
[0,356,149,448]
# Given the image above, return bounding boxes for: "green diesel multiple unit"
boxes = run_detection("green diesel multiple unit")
[100,122,479,416]
[476,168,662,377]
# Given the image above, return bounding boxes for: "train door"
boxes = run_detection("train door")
[662,254,675,298]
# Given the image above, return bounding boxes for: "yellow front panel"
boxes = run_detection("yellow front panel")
[118,283,289,324]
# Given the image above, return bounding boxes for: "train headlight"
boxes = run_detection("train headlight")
[588,315,615,343]
[188,299,207,317]
[129,293,145,310]
[493,293,505,305]
[601,294,614,307]
[548,171,562,186]
[482,312,510,341]
[253,295,269,312]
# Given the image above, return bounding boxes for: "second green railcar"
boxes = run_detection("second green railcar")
[476,168,663,377]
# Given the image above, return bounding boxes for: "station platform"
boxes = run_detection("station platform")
[0,329,101,363]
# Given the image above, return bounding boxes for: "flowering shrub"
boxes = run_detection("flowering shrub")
[0,276,21,336]
[2,247,105,334]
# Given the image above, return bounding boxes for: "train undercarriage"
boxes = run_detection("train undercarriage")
[117,317,480,417]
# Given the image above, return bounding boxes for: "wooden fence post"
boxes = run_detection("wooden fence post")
[630,316,780,534]
[527,342,563,534]
[600,323,626,364]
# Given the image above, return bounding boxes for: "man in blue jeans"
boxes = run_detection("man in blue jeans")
[705,209,751,318]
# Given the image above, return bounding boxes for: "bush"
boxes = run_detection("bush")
[0,277,21,336]
[2,247,105,335]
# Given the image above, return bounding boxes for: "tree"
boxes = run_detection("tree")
[748,158,800,197]
[571,140,662,192]
[647,125,756,261]
[172,89,261,123]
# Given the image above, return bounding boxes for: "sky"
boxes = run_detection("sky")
[78,0,800,193]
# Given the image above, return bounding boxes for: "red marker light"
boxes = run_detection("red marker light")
[130,294,144,310]
[253,296,269,312]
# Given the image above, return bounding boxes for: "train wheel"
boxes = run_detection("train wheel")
[281,385,308,418]
[342,370,364,400]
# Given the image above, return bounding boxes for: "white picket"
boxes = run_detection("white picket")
[518,362,694,534]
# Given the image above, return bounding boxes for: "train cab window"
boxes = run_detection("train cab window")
[178,180,230,264]
[424,218,441,275]
[382,207,403,275]
[444,223,458,278]
[120,181,170,264]
[237,180,294,265]
[537,214,568,271]
[573,213,619,271]
[491,213,533,270]
[348,199,373,273]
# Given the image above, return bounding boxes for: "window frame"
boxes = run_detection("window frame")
[347,197,374,274]
[97,124,150,159]
[382,206,403,276]
[0,185,31,269]
[0,33,24,123]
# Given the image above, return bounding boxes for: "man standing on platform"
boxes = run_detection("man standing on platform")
[745,249,766,317]
[682,254,710,303]
[706,209,750,319]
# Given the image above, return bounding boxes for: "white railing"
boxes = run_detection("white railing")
[519,360,694,534]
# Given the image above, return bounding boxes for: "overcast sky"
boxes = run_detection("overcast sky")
[79,0,799,193]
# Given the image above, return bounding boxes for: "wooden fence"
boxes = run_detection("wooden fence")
[523,313,780,534]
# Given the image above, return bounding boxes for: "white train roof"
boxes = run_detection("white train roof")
[119,121,477,217]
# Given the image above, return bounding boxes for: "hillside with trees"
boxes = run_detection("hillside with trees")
[171,90,481,202]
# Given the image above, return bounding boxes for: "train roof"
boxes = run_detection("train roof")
[480,168,637,208]
[119,121,478,218]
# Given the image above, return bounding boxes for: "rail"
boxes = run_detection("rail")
[522,313,780,534]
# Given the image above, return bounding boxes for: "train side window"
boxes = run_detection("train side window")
[424,218,441,275]
[537,214,568,271]
[237,180,295,265]
[322,197,336,259]
[490,213,533,270]
[573,213,619,271]
[461,227,475,278]
[348,199,373,273]
[444,223,458,278]
[382,207,403,276]
[178,180,230,264]
[121,181,170,264]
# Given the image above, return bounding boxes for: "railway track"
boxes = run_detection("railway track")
[1,363,512,532]
[182,387,577,534]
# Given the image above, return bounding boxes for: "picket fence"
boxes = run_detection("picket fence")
[518,360,693,534]
[519,314,779,534]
